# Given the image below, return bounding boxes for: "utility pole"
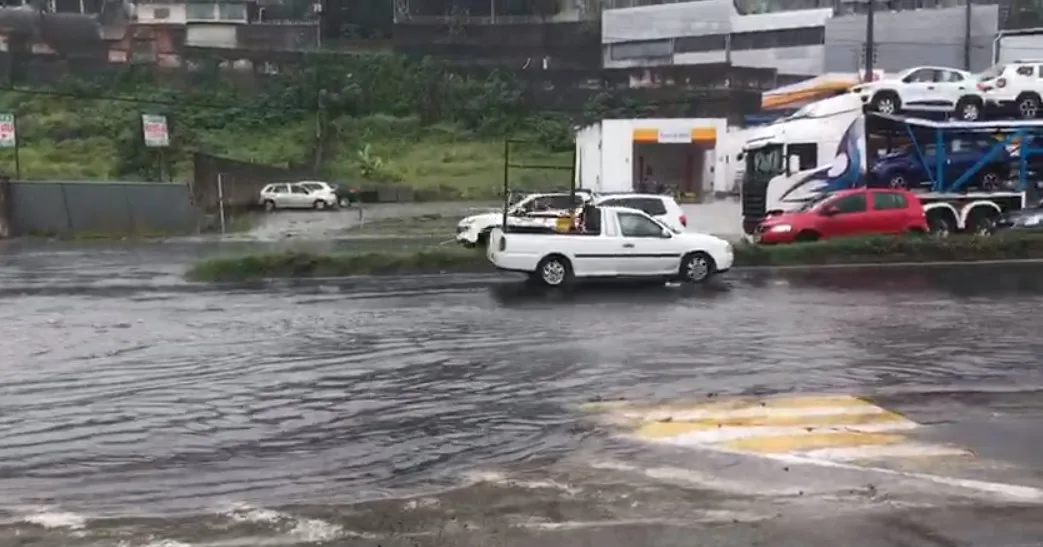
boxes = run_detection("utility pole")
[864,0,875,82]
[963,0,973,70]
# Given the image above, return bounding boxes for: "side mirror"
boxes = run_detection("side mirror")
[660,228,672,238]
[821,206,839,217]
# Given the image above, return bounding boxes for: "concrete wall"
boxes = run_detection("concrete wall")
[7,181,199,237]
[824,5,999,73]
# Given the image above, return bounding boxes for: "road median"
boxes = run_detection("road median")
[185,232,1043,282]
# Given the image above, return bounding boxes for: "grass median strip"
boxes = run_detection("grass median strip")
[185,232,1043,282]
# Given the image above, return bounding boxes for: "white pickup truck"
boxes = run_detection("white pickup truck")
[487,205,733,287]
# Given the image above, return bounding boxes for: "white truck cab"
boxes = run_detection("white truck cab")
[455,191,594,247]
[487,205,733,287]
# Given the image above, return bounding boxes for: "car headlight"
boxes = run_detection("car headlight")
[768,224,792,233]
[1023,216,1041,226]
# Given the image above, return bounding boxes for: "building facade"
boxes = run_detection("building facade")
[823,4,999,73]
[602,0,1002,76]
[602,0,832,74]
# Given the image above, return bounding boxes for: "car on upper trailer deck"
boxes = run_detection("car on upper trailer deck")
[487,205,732,287]
[852,66,982,121]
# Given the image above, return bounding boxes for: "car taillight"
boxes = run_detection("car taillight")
[499,237,507,252]
[997,78,1007,88]
[978,82,988,91]
[679,214,687,227]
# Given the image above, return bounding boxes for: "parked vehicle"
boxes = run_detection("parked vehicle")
[456,190,594,247]
[296,181,340,208]
[259,183,336,211]
[868,137,1012,191]
[992,206,1043,232]
[852,66,980,120]
[755,188,928,244]
[593,193,688,231]
[975,61,1043,120]
[486,205,733,287]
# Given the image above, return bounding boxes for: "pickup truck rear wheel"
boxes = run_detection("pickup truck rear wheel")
[535,255,573,287]
[680,252,715,284]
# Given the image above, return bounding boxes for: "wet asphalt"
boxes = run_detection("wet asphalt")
[1,202,1043,546]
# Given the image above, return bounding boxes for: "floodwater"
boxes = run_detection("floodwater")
[4,240,1043,546]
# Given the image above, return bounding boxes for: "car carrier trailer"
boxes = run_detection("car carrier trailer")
[739,111,1043,237]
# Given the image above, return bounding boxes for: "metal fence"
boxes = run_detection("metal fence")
[7,180,199,236]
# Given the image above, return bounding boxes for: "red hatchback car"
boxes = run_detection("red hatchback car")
[755,188,928,244]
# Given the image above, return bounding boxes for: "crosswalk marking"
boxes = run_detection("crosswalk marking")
[588,394,972,463]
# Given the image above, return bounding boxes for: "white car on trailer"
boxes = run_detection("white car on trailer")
[487,205,733,287]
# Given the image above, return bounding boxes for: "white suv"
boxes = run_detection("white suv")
[975,61,1043,119]
[852,66,981,120]
[593,194,687,232]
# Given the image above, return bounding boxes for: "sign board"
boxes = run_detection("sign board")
[0,113,16,149]
[657,129,692,144]
[142,114,169,147]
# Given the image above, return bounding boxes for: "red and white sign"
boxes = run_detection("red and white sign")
[142,114,169,147]
[0,113,16,149]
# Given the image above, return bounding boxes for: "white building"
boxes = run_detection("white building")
[602,0,831,75]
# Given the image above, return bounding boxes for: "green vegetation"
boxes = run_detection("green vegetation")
[185,232,1043,282]
[2,54,655,199]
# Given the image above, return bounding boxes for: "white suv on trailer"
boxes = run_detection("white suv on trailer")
[975,60,1043,119]
[852,66,981,120]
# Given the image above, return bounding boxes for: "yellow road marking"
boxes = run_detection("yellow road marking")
[586,394,972,463]
[584,395,889,416]
[633,409,909,438]
[721,431,905,454]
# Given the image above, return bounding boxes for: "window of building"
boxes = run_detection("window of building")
[730,26,824,50]
[610,39,673,60]
[186,2,217,20]
[218,2,247,20]
[674,34,729,53]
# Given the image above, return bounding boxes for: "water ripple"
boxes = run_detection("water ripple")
[3,258,1043,522]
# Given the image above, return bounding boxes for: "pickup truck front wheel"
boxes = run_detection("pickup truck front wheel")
[680,252,715,284]
[534,255,573,287]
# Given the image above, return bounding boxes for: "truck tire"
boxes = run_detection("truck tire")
[870,91,901,115]
[680,252,716,284]
[925,209,956,237]
[964,207,999,235]
[534,255,573,287]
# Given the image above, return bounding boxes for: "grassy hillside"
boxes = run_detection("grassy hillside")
[0,54,591,200]
[1,93,572,199]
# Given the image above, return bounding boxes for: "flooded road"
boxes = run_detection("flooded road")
[4,242,1043,546]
